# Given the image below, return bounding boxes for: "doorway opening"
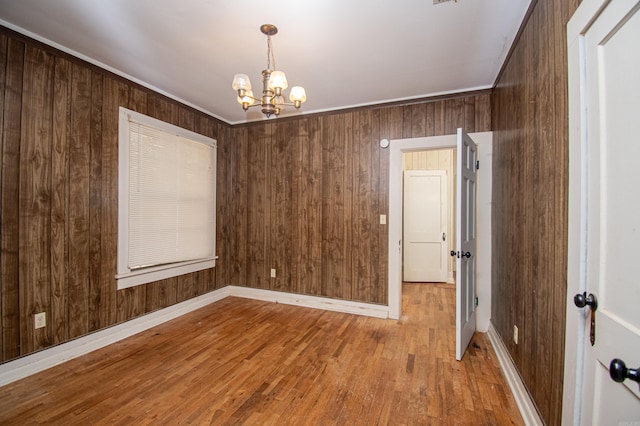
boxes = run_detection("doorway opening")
[402,148,457,284]
[386,132,492,335]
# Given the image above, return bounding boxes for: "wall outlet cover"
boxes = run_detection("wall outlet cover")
[35,312,46,329]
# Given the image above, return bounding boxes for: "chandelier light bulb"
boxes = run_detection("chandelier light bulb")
[268,71,288,96]
[237,90,254,110]
[232,74,252,92]
[289,86,307,108]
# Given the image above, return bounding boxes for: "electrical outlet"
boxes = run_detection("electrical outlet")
[513,325,519,344]
[35,312,46,329]
[270,268,276,278]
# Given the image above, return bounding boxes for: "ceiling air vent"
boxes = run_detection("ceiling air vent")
[433,0,456,4]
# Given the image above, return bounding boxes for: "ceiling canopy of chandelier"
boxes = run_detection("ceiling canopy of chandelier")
[232,24,307,118]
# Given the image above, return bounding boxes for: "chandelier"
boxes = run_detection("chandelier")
[232,24,307,118]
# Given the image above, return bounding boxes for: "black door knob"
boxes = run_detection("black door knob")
[450,250,457,257]
[573,292,598,310]
[461,251,471,258]
[609,358,640,388]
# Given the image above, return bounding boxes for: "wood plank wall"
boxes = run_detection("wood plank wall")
[219,95,491,303]
[0,28,229,363]
[491,0,580,424]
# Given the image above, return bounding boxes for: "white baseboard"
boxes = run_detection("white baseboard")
[487,323,544,426]
[228,286,389,319]
[0,288,230,387]
[0,286,388,386]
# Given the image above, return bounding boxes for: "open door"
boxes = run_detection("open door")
[455,128,477,361]
[565,0,640,423]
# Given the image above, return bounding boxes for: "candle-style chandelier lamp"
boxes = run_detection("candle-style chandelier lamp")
[232,24,307,118]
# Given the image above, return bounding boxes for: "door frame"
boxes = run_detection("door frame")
[386,131,492,329]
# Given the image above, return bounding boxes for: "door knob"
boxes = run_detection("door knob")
[461,251,471,258]
[573,292,598,310]
[609,359,640,389]
[450,250,457,257]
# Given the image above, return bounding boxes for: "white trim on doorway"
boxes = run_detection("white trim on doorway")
[386,131,492,331]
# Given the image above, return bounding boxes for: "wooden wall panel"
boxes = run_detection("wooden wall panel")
[304,117,323,296]
[67,63,92,339]
[87,72,103,332]
[271,121,293,292]
[51,56,71,344]
[245,125,269,289]
[0,27,229,362]
[231,93,491,304]
[491,0,580,424]
[1,37,24,361]
[19,45,54,354]
[0,34,5,359]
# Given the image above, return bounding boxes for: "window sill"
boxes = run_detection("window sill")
[115,257,217,290]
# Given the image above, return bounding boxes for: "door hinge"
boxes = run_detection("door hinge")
[476,160,480,170]
[475,297,479,306]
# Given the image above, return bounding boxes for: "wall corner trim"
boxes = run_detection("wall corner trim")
[487,323,544,426]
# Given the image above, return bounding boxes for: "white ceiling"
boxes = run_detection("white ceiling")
[0,0,530,125]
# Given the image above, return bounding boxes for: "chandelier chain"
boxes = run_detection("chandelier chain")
[266,36,277,71]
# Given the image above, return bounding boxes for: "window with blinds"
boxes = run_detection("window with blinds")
[116,107,217,289]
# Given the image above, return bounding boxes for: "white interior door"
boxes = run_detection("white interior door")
[456,128,477,361]
[403,170,448,282]
[566,0,640,424]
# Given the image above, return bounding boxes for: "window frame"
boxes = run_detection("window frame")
[116,107,217,290]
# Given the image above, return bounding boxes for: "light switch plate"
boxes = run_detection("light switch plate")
[270,268,276,278]
[380,214,387,225]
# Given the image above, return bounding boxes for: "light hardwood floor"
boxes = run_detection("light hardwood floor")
[0,283,523,425]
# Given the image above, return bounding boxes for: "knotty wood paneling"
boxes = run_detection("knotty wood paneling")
[0,27,228,362]
[491,0,580,424]
[230,94,491,304]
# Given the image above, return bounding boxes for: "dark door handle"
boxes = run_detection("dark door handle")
[450,250,457,257]
[573,292,598,310]
[610,359,640,389]
[461,251,471,258]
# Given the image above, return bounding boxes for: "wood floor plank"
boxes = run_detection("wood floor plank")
[0,283,523,425]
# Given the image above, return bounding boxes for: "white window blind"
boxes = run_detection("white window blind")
[117,107,217,289]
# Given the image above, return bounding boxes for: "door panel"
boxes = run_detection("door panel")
[456,129,477,361]
[568,0,640,423]
[403,170,448,282]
